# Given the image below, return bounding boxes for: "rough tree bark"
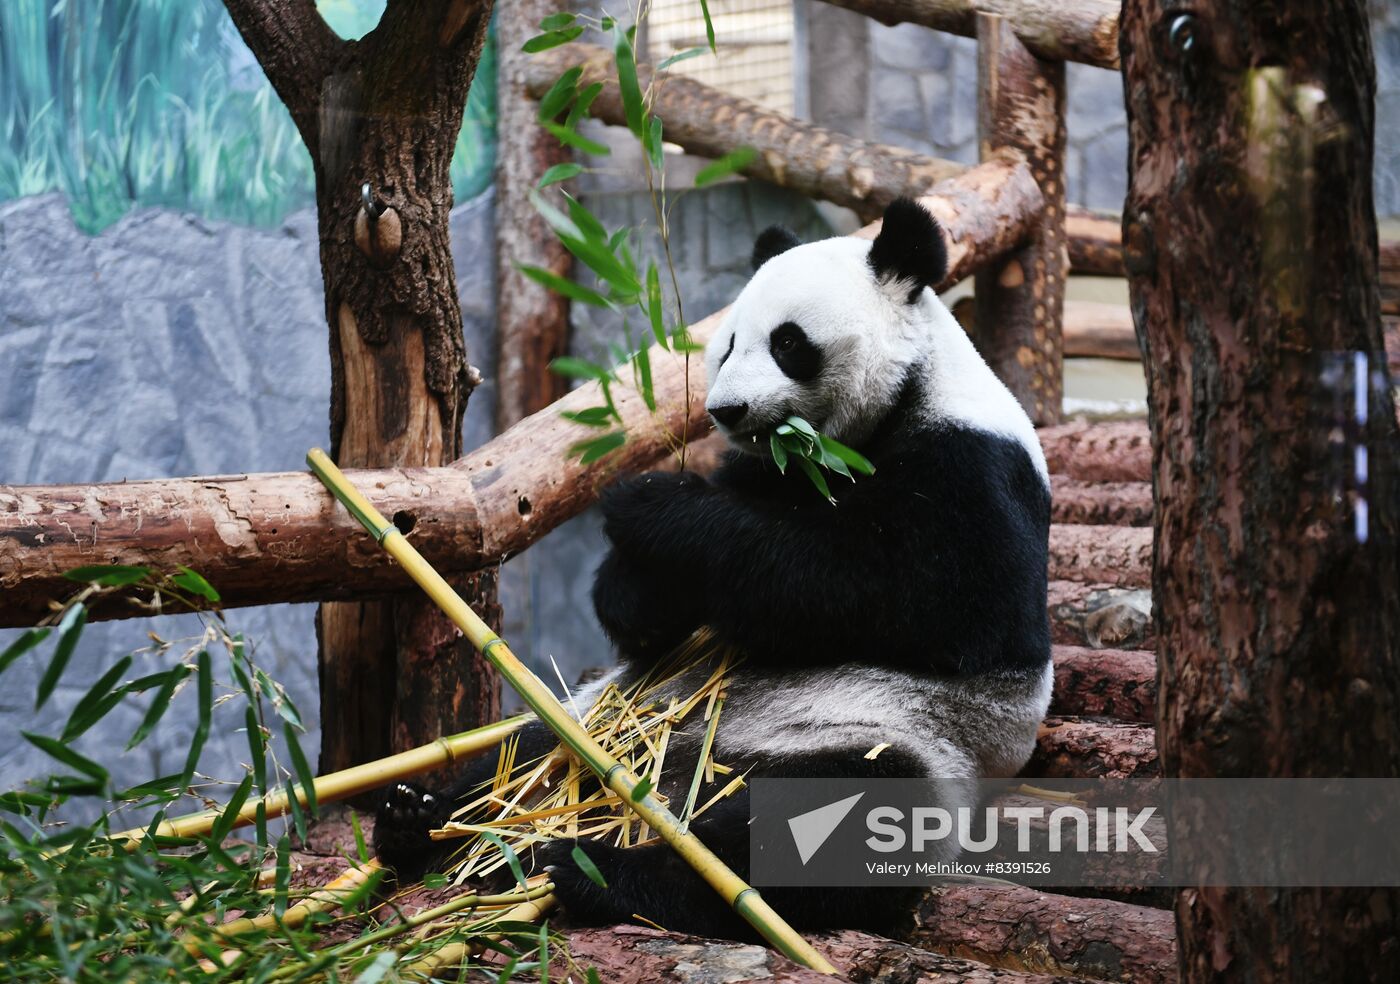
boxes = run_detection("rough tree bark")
[974,13,1067,425]
[221,0,501,773]
[1121,1,1400,980]
[495,0,572,430]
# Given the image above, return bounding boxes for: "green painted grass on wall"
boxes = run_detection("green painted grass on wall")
[0,0,497,233]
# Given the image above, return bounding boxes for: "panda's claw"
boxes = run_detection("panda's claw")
[372,780,453,883]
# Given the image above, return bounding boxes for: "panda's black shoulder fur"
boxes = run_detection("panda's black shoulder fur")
[593,374,1052,678]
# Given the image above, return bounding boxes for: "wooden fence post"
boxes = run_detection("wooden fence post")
[973,12,1067,425]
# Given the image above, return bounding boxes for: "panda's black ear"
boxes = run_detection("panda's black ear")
[751,226,801,272]
[867,198,948,303]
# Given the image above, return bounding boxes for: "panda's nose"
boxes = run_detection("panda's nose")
[709,403,748,428]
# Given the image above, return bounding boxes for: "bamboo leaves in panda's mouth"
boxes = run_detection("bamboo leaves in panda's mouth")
[769,416,876,504]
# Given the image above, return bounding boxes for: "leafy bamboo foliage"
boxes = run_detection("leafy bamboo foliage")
[522,10,874,499]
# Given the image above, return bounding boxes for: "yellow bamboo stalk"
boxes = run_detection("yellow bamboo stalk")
[403,888,557,979]
[306,448,836,975]
[95,714,530,852]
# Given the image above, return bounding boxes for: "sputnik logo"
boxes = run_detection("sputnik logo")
[786,793,865,864]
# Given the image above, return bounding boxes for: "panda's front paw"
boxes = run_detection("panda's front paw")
[372,782,454,883]
[530,838,627,926]
[600,471,708,560]
[593,550,704,659]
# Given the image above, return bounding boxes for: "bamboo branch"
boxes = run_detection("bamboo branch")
[305,450,837,973]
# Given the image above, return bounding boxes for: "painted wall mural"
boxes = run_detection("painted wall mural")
[0,0,497,233]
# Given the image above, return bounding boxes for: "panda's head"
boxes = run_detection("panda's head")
[705,198,949,452]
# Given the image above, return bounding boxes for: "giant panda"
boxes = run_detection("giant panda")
[374,198,1053,939]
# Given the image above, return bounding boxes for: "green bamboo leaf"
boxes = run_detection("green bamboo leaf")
[518,264,611,307]
[561,191,610,244]
[479,830,528,890]
[794,455,835,505]
[127,664,191,750]
[542,121,610,156]
[538,13,577,33]
[0,628,49,676]
[657,46,708,71]
[566,82,604,130]
[274,834,291,917]
[694,146,759,188]
[769,433,789,473]
[351,810,369,864]
[646,263,667,348]
[630,776,654,802]
[35,603,86,710]
[570,844,609,888]
[522,27,584,53]
[61,655,132,741]
[61,564,151,586]
[633,343,656,411]
[178,650,213,790]
[209,774,253,844]
[536,67,582,122]
[699,0,717,51]
[818,434,876,476]
[538,162,584,188]
[550,357,614,382]
[286,777,308,844]
[784,415,819,439]
[644,115,665,173]
[172,566,220,602]
[561,406,616,428]
[246,707,267,792]
[613,24,645,137]
[23,732,108,783]
[570,431,626,465]
[285,721,318,817]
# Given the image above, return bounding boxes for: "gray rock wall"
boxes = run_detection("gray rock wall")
[808,2,1400,217]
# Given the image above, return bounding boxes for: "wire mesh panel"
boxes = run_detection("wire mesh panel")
[648,0,796,115]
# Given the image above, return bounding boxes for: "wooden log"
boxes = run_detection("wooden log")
[0,161,1043,629]
[495,0,573,430]
[1124,3,1400,976]
[953,297,1141,362]
[1050,476,1152,526]
[972,13,1067,426]
[1065,205,1124,276]
[1028,717,1160,779]
[1048,525,1151,587]
[522,44,966,221]
[559,924,1101,983]
[910,884,1177,983]
[814,0,1121,70]
[1052,645,1156,722]
[1048,581,1154,651]
[1039,420,1151,483]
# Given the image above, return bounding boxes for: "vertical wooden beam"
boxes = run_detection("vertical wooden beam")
[495,0,574,431]
[973,12,1067,425]
[1121,0,1400,980]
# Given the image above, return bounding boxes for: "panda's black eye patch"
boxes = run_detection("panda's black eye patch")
[769,322,821,381]
[720,333,735,367]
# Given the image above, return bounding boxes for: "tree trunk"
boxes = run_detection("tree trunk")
[1121,1,1400,980]
[222,0,501,774]
[495,0,572,430]
[973,13,1067,425]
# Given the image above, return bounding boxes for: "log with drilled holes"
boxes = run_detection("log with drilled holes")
[1028,717,1160,779]
[1051,645,1156,722]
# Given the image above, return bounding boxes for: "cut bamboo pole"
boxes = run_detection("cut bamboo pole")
[93,715,530,852]
[305,448,836,975]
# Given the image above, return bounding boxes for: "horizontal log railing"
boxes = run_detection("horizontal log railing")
[0,160,1042,629]
[816,0,1121,70]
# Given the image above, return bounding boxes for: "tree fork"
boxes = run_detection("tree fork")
[223,0,501,774]
[1121,1,1400,979]
[973,13,1067,426]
